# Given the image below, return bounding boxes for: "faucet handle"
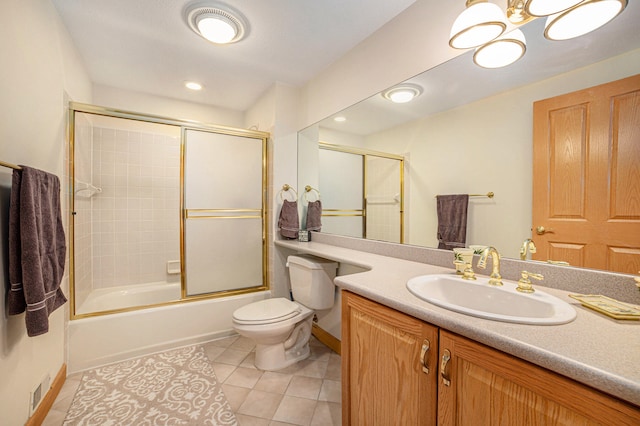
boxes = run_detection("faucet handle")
[462,262,477,281]
[517,271,544,293]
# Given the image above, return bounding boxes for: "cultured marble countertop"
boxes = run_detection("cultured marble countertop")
[275,240,640,407]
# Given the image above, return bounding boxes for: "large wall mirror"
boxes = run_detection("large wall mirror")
[297,10,640,274]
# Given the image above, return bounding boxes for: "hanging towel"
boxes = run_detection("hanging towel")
[278,200,299,239]
[436,194,469,250]
[8,166,67,337]
[306,200,322,232]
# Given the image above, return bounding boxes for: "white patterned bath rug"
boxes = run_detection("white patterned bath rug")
[63,345,238,425]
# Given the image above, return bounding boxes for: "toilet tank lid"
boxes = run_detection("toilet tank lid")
[286,254,338,270]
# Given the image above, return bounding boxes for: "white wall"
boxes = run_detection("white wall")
[363,49,640,258]
[301,0,465,128]
[0,1,92,424]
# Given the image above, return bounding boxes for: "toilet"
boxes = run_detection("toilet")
[232,255,338,371]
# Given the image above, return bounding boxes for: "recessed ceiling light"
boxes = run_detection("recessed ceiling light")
[186,4,247,45]
[185,81,203,91]
[334,116,347,122]
[382,84,423,104]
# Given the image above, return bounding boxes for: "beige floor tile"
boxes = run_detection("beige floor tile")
[310,401,341,426]
[285,376,322,400]
[225,366,264,388]
[240,352,258,369]
[204,344,227,361]
[269,421,299,426]
[230,336,256,352]
[212,362,237,383]
[318,380,341,403]
[308,344,332,362]
[294,359,328,379]
[222,384,252,412]
[209,335,239,348]
[215,348,252,366]
[272,395,317,425]
[236,413,271,425]
[254,371,293,394]
[237,390,284,420]
[324,353,341,380]
[42,408,68,426]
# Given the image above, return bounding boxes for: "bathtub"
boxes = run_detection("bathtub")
[68,290,270,373]
[76,281,181,315]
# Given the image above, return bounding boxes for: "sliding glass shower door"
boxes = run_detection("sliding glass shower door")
[182,129,266,297]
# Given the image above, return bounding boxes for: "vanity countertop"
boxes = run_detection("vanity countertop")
[275,240,640,407]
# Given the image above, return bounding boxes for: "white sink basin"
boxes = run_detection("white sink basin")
[406,274,576,325]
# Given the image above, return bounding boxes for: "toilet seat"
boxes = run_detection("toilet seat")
[232,298,302,325]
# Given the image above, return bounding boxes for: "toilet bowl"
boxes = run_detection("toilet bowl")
[232,255,338,371]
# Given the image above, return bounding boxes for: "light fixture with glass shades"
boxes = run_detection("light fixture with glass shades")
[382,84,423,104]
[544,0,628,41]
[449,0,507,49]
[186,3,247,45]
[524,0,585,17]
[450,0,629,68]
[474,28,526,68]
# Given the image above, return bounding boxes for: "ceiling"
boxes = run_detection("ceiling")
[51,0,416,112]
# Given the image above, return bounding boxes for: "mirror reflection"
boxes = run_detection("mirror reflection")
[298,15,640,273]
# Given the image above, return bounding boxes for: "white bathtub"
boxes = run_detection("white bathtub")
[68,289,270,373]
[76,282,181,315]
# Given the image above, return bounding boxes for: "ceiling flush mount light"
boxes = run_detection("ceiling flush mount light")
[382,84,423,104]
[544,0,628,41]
[333,116,347,122]
[474,29,526,68]
[185,81,203,90]
[449,0,507,49]
[524,0,585,17]
[186,3,247,44]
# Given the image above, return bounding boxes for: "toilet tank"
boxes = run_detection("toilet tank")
[287,255,338,310]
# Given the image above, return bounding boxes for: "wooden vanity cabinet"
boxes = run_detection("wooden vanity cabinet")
[342,291,438,425]
[342,291,640,426]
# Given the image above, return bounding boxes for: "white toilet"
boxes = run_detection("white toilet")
[232,255,338,371]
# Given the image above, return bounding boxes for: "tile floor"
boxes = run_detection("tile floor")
[43,336,341,425]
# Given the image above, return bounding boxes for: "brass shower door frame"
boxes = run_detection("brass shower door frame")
[68,102,270,319]
[319,142,405,243]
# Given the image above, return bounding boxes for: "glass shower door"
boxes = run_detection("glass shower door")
[183,129,266,297]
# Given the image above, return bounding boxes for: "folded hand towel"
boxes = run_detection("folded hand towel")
[278,200,299,239]
[8,166,67,336]
[436,194,469,251]
[306,200,322,232]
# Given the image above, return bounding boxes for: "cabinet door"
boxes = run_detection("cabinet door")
[438,331,640,425]
[342,291,438,426]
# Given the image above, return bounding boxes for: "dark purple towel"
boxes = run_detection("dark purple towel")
[306,200,322,232]
[278,200,299,239]
[436,194,469,251]
[8,166,67,337]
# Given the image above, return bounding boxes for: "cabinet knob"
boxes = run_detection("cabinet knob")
[420,339,430,374]
[441,349,452,386]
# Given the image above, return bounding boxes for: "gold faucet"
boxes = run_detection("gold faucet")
[520,238,537,260]
[517,271,544,293]
[478,246,503,286]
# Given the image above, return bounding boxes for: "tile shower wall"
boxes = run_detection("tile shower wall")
[91,127,180,289]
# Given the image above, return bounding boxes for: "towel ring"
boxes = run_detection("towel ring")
[304,185,321,202]
[280,184,298,202]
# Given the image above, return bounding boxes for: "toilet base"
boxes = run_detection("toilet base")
[254,315,313,371]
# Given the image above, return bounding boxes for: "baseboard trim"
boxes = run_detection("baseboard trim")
[26,363,66,426]
[312,323,341,355]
